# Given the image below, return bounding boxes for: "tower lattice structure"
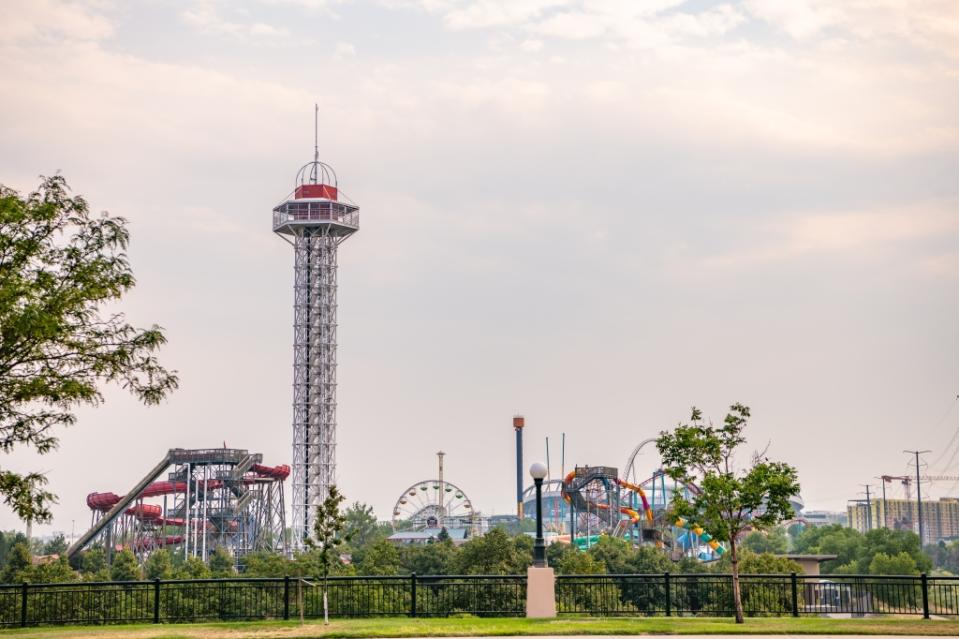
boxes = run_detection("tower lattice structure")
[273,147,359,549]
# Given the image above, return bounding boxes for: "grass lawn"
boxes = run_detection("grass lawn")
[2,616,958,639]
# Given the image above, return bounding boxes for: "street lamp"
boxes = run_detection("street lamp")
[529,461,548,568]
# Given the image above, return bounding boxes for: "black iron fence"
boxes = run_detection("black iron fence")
[556,573,959,618]
[1,573,956,627]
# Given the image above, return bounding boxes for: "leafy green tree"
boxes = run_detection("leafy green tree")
[869,551,920,576]
[342,502,382,551]
[78,548,109,580]
[1,542,32,582]
[860,528,930,573]
[792,524,863,573]
[22,556,77,583]
[173,555,210,580]
[109,549,141,581]
[307,484,352,624]
[144,549,174,580]
[40,534,68,556]
[243,550,294,577]
[454,528,530,575]
[657,404,800,623]
[356,539,402,575]
[742,528,788,555]
[0,531,28,574]
[556,546,605,575]
[0,176,178,526]
[403,538,457,575]
[209,547,235,577]
[736,551,801,574]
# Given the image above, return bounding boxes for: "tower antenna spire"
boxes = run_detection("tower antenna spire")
[314,103,319,165]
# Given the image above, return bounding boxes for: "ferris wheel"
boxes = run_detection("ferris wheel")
[391,479,474,531]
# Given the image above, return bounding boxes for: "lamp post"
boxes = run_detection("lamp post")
[530,462,548,568]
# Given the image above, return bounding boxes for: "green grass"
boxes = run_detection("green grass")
[3,616,959,639]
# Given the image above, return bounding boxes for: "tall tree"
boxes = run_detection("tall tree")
[307,484,352,624]
[342,502,381,550]
[0,176,178,525]
[657,404,800,623]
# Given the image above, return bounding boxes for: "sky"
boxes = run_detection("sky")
[1,0,958,538]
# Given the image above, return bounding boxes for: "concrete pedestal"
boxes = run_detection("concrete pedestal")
[526,566,557,618]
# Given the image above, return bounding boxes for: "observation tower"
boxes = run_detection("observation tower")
[273,111,359,548]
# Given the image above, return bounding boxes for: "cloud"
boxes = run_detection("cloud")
[698,203,959,272]
[333,42,357,59]
[745,0,959,58]
[182,1,291,39]
[0,0,114,43]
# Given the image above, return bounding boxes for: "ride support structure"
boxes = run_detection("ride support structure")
[69,448,288,567]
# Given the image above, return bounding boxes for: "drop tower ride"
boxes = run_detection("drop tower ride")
[273,110,359,548]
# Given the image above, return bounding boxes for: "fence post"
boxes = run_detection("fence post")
[790,572,799,617]
[664,572,671,617]
[19,582,27,628]
[410,572,417,618]
[920,573,930,620]
[284,576,291,620]
[153,579,161,624]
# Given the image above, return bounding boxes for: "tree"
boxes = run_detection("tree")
[1,541,32,583]
[144,549,174,580]
[657,404,800,623]
[41,534,68,556]
[342,502,382,551]
[403,538,457,575]
[0,176,178,525]
[869,551,920,576]
[742,528,788,555]
[356,539,402,576]
[209,547,235,577]
[110,549,141,581]
[792,524,863,573]
[453,528,530,575]
[307,484,352,624]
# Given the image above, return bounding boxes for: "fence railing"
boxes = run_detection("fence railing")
[1,573,956,627]
[556,573,959,618]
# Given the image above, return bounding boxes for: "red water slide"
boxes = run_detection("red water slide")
[85,465,290,513]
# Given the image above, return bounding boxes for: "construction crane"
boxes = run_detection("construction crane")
[879,474,959,501]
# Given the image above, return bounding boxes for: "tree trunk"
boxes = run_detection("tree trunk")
[323,575,329,625]
[730,537,744,623]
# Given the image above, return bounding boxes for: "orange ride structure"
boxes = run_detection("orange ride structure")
[67,448,288,567]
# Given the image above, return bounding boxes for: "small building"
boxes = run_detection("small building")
[387,527,470,546]
[781,554,838,576]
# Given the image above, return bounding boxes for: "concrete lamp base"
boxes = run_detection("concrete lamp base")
[526,566,557,618]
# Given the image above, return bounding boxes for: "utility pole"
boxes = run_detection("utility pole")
[904,450,931,546]
[874,477,888,528]
[860,484,874,531]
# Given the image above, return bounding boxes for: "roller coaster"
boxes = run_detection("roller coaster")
[68,448,288,567]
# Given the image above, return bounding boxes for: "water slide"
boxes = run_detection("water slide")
[67,450,175,559]
[67,449,290,559]
[561,468,655,527]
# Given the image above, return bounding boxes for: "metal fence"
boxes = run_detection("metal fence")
[1,573,956,627]
[556,573,959,618]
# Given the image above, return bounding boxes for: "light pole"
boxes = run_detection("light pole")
[530,462,548,568]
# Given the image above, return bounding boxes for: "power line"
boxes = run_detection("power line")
[929,394,959,471]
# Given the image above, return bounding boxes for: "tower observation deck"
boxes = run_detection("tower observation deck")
[274,132,359,549]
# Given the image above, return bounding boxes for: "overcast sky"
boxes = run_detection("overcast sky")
[2,0,958,537]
